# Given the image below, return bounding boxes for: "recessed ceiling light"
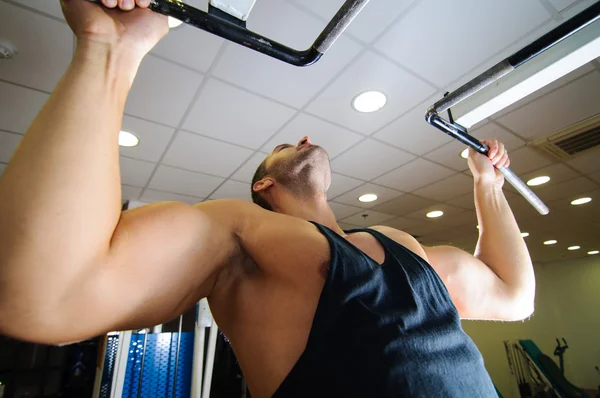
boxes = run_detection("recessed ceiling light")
[168,16,184,28]
[588,250,599,255]
[118,131,139,147]
[358,193,378,203]
[521,232,529,238]
[567,245,580,251]
[543,239,557,245]
[526,176,550,186]
[571,197,592,206]
[352,91,387,113]
[427,210,444,218]
[460,148,469,159]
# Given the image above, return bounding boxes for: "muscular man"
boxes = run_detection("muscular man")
[0,1,534,397]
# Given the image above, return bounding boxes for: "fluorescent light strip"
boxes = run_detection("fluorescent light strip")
[454,20,600,128]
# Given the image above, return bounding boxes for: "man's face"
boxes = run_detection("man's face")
[265,136,331,196]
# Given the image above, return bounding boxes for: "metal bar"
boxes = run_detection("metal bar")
[201,323,219,398]
[426,112,549,215]
[431,1,600,114]
[88,0,368,67]
[171,315,184,398]
[136,331,148,398]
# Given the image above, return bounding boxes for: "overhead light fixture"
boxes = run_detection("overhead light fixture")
[568,245,581,251]
[168,16,184,29]
[352,91,387,113]
[526,176,550,186]
[460,148,469,159]
[571,197,592,205]
[118,131,140,147]
[588,250,599,255]
[521,232,530,238]
[358,193,378,203]
[426,210,444,218]
[544,239,558,245]
[452,18,600,128]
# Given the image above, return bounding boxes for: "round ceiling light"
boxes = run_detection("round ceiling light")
[168,16,184,28]
[352,91,387,113]
[567,245,580,251]
[358,193,378,203]
[118,131,139,147]
[571,197,592,206]
[526,176,550,187]
[543,240,557,245]
[460,148,469,159]
[521,232,529,238]
[588,250,599,255]
[426,210,444,218]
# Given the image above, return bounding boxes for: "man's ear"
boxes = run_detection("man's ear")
[253,177,274,194]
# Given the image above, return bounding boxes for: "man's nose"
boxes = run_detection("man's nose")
[298,136,313,148]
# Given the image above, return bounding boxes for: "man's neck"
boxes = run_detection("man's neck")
[272,192,344,235]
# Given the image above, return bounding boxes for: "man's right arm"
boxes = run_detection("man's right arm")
[0,0,239,344]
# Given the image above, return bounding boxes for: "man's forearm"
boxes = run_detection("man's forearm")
[473,180,535,304]
[0,42,141,308]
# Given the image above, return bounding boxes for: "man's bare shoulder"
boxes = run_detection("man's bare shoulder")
[368,225,429,260]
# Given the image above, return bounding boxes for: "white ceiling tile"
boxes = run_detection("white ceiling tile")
[403,222,452,238]
[306,51,435,134]
[412,173,473,201]
[125,56,204,127]
[557,0,598,18]
[0,2,72,92]
[372,95,452,155]
[9,0,65,19]
[534,176,598,202]
[290,0,416,44]
[119,116,175,162]
[469,122,525,151]
[566,148,600,174]
[505,147,554,174]
[340,210,396,227]
[549,0,581,12]
[162,131,254,178]
[149,165,224,197]
[0,130,22,163]
[0,163,6,177]
[209,180,252,201]
[589,170,600,184]
[120,157,155,187]
[140,189,203,205]
[183,79,295,149]
[331,139,415,180]
[446,193,476,210]
[230,152,269,183]
[404,203,466,221]
[521,163,581,187]
[371,193,437,216]
[373,158,455,192]
[0,82,48,134]
[121,185,143,202]
[338,222,362,230]
[381,216,424,231]
[212,0,362,108]
[327,172,365,199]
[373,0,550,87]
[152,25,223,73]
[496,72,600,140]
[261,113,363,159]
[436,210,478,228]
[423,140,470,171]
[329,201,363,220]
[333,183,403,209]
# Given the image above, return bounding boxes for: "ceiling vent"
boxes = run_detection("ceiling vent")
[530,114,600,161]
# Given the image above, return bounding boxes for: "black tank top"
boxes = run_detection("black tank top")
[272,222,497,397]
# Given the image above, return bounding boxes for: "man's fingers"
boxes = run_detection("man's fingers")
[496,152,509,168]
[487,139,498,160]
[118,0,134,10]
[491,142,505,164]
[101,0,117,8]
[135,0,150,8]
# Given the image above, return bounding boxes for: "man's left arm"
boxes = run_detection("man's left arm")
[424,139,535,321]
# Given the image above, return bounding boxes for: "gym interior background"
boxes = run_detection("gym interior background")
[0,0,599,397]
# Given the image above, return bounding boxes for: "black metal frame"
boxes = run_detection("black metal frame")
[425,2,600,215]
[90,0,369,67]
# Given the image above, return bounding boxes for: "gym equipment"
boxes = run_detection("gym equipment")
[425,2,600,216]
[88,0,369,66]
[554,338,569,374]
[505,339,590,398]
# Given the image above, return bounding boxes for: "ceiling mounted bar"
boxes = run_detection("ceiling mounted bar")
[89,0,369,67]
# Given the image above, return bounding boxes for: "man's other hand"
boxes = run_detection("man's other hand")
[467,138,510,188]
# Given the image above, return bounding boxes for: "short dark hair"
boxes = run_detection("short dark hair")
[251,158,273,211]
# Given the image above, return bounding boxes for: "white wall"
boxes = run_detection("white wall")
[462,255,600,397]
